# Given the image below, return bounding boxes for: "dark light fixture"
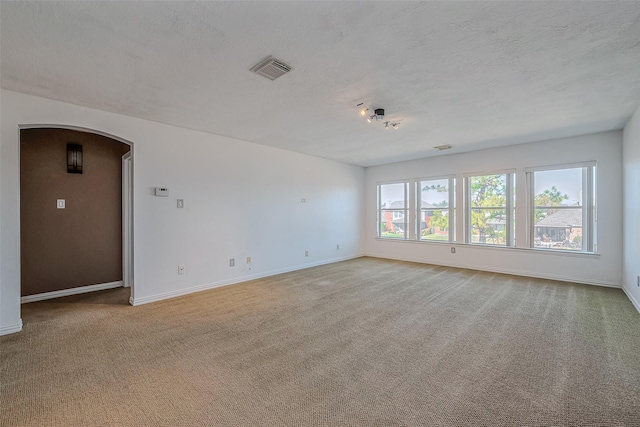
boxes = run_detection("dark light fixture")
[356,103,401,129]
[67,143,83,174]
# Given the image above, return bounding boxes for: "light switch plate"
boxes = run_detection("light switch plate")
[57,199,65,209]
[177,199,184,208]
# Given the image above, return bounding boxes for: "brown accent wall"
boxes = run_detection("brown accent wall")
[20,128,130,297]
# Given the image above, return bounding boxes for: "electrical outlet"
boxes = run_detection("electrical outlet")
[451,247,456,254]
[229,258,235,267]
[178,265,186,275]
[305,250,309,257]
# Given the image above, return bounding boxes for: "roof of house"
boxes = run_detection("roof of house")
[535,209,582,228]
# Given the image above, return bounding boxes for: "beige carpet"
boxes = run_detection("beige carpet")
[1,257,639,426]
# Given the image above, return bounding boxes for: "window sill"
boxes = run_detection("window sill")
[373,237,600,258]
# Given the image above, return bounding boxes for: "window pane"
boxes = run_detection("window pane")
[420,209,450,241]
[418,178,454,242]
[533,207,583,250]
[533,168,582,206]
[468,174,511,246]
[470,175,506,208]
[379,182,408,239]
[470,208,507,245]
[532,167,586,251]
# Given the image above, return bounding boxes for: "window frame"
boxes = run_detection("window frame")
[415,175,456,243]
[464,170,515,247]
[526,162,596,253]
[377,180,410,240]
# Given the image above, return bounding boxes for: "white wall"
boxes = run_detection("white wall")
[364,132,623,287]
[0,90,364,334]
[622,105,640,312]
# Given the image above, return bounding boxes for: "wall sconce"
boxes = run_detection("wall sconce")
[67,143,83,174]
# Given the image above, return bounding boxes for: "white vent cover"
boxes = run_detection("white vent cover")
[434,144,452,151]
[250,56,292,80]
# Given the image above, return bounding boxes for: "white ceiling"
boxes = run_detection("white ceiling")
[2,1,640,167]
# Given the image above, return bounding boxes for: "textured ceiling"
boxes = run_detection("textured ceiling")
[2,1,640,167]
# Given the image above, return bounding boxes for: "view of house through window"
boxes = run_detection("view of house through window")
[378,181,409,239]
[530,165,596,252]
[417,177,455,242]
[467,173,514,246]
[376,164,596,253]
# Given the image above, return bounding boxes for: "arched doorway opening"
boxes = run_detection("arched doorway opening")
[19,125,134,307]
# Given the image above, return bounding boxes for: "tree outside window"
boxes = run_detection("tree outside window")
[418,177,455,242]
[467,173,514,246]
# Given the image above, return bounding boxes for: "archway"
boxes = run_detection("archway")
[19,125,134,307]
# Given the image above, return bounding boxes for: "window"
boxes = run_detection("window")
[466,172,514,246]
[417,177,455,242]
[528,164,596,252]
[377,181,409,239]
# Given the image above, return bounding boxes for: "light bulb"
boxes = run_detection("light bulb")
[360,109,366,116]
[367,117,372,123]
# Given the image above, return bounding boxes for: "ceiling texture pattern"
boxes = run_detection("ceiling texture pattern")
[2,1,640,167]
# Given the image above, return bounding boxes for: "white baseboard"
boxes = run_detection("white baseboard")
[0,319,23,336]
[623,287,640,314]
[364,253,621,289]
[131,254,363,306]
[21,281,124,304]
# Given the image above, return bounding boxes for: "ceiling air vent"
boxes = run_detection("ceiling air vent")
[434,144,452,151]
[250,56,293,81]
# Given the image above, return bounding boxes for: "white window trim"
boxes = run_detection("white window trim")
[526,162,597,253]
[464,170,515,247]
[377,180,410,240]
[415,175,456,243]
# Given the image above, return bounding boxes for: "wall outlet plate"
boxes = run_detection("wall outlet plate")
[229,258,235,267]
[178,265,186,275]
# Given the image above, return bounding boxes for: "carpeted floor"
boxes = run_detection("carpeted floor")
[1,257,639,426]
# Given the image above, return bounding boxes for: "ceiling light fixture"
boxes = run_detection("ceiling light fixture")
[369,108,385,122]
[357,103,398,126]
[384,121,400,130]
[356,103,401,129]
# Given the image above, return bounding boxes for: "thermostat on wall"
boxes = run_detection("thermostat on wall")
[155,187,169,197]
